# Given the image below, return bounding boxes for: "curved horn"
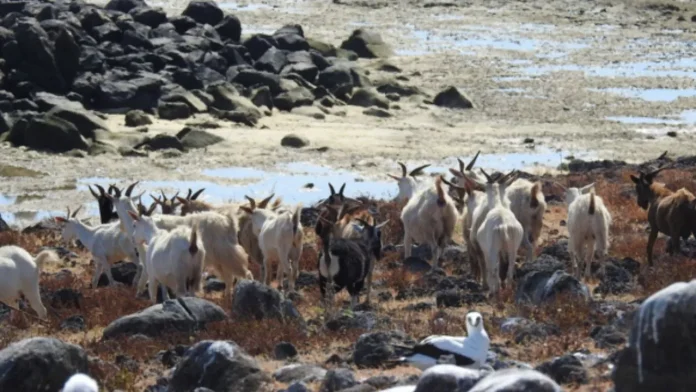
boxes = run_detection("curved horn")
[110,184,122,197]
[457,158,465,173]
[88,185,99,199]
[125,181,140,197]
[480,168,493,183]
[409,164,431,177]
[71,205,82,218]
[258,193,275,209]
[397,162,407,177]
[466,151,481,171]
[186,189,193,200]
[191,188,205,200]
[151,195,163,205]
[66,206,71,218]
[328,183,336,196]
[244,195,256,209]
[339,183,346,196]
[94,184,107,197]
[657,150,668,160]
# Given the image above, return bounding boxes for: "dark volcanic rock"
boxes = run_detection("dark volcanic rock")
[137,133,185,151]
[274,87,314,111]
[320,368,358,392]
[96,261,138,286]
[182,0,223,26]
[414,365,483,392]
[177,127,223,149]
[433,86,473,109]
[8,114,89,152]
[125,109,152,126]
[515,268,590,305]
[273,364,327,384]
[536,355,588,385]
[169,340,269,392]
[281,133,309,148]
[215,14,241,41]
[274,342,298,360]
[469,369,562,392]
[231,279,303,323]
[14,18,66,93]
[340,29,392,58]
[349,87,389,109]
[254,46,288,74]
[103,297,227,339]
[353,331,416,368]
[0,337,89,392]
[158,101,191,120]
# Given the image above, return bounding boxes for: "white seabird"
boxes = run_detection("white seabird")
[394,311,490,371]
[62,373,99,392]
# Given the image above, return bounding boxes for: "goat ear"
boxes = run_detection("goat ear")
[239,207,253,215]
[175,196,188,205]
[128,210,140,221]
[630,175,640,184]
[581,183,595,194]
[449,168,464,178]
[55,217,67,223]
[387,174,401,181]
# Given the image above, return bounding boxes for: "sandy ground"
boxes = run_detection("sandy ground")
[2,0,696,221]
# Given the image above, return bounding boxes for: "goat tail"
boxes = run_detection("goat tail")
[435,176,446,207]
[292,204,302,235]
[188,224,200,255]
[530,182,541,208]
[34,250,59,270]
[588,191,596,215]
[225,213,240,242]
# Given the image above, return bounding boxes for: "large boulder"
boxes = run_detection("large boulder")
[8,114,89,152]
[130,6,167,28]
[177,127,223,149]
[231,279,302,322]
[349,87,390,109]
[54,27,81,87]
[182,0,223,26]
[255,46,288,74]
[231,69,282,94]
[105,0,147,13]
[0,337,89,391]
[14,18,66,93]
[515,258,590,305]
[320,368,358,392]
[94,74,164,111]
[47,107,110,140]
[613,281,696,391]
[273,364,327,384]
[318,64,354,91]
[536,354,588,385]
[414,365,483,392]
[158,101,192,120]
[274,86,314,111]
[216,14,242,42]
[433,87,473,109]
[353,331,416,368]
[169,340,269,392]
[340,29,392,58]
[469,369,562,392]
[102,297,227,339]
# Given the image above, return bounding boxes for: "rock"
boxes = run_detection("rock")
[275,87,314,111]
[539,241,570,261]
[340,29,392,58]
[232,69,282,94]
[203,278,226,293]
[363,107,391,118]
[135,133,185,151]
[274,364,327,384]
[125,109,152,126]
[318,64,354,91]
[281,133,310,148]
[590,325,627,349]
[402,256,431,273]
[285,382,311,392]
[177,127,223,149]
[162,91,208,113]
[255,46,288,74]
[47,107,110,140]
[231,279,302,322]
[250,86,273,109]
[414,365,483,392]
[130,6,167,28]
[60,315,86,331]
[14,18,66,93]
[273,342,299,360]
[536,355,588,385]
[433,87,473,109]
[568,159,626,173]
[158,101,192,120]
[244,34,278,60]
[216,14,242,41]
[469,369,562,392]
[282,63,319,83]
[515,269,590,305]
[103,297,226,339]
[207,84,260,115]
[325,311,386,332]
[96,262,138,287]
[349,87,390,109]
[613,281,696,391]
[106,0,147,13]
[307,37,337,57]
[320,368,358,392]
[33,92,84,112]
[54,27,81,87]
[8,114,89,152]
[436,289,487,308]
[169,340,269,392]
[275,33,309,52]
[499,317,560,344]
[182,0,223,26]
[95,75,163,111]
[213,109,260,126]
[0,337,89,391]
[353,331,416,368]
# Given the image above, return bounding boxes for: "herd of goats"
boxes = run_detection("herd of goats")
[0,151,688,322]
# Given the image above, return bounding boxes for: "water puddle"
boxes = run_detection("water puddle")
[522,58,696,78]
[217,2,272,10]
[591,87,696,102]
[0,194,15,206]
[607,110,696,125]
[1,210,63,225]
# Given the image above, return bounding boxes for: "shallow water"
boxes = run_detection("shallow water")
[522,58,696,78]
[607,110,696,125]
[592,88,696,102]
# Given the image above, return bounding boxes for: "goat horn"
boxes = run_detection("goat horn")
[457,158,465,173]
[258,193,275,209]
[409,164,431,177]
[151,195,162,204]
[244,195,256,209]
[480,168,493,183]
[339,183,346,196]
[398,162,407,177]
[94,184,107,197]
[186,189,193,200]
[466,151,481,171]
[657,150,668,160]
[125,181,140,197]
[110,184,122,197]
[191,188,205,200]
[88,185,99,199]
[71,205,82,218]
[328,183,336,196]
[66,206,71,218]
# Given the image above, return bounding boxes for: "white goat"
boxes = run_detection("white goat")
[388,162,431,202]
[448,151,482,199]
[240,196,303,291]
[401,176,459,267]
[56,207,140,288]
[110,195,253,293]
[0,245,59,319]
[472,170,524,295]
[62,373,99,392]
[564,183,612,279]
[505,178,546,263]
[129,211,205,303]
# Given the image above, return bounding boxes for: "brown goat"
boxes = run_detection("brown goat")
[630,166,695,266]
[151,190,182,215]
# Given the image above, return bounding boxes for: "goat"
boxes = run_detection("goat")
[0,245,59,319]
[240,196,303,291]
[400,176,460,267]
[62,373,99,392]
[318,217,387,308]
[151,190,182,215]
[175,188,208,216]
[129,211,205,303]
[448,151,482,198]
[504,178,546,263]
[445,174,486,279]
[472,170,524,295]
[564,183,612,279]
[315,182,361,208]
[388,162,431,202]
[630,166,695,266]
[55,207,140,288]
[110,194,254,293]
[88,184,118,224]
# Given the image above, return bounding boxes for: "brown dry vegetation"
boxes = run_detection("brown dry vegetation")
[2,167,696,391]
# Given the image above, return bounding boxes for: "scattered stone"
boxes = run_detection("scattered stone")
[320,368,358,392]
[590,325,627,349]
[414,365,483,392]
[60,315,86,331]
[500,317,560,344]
[0,338,89,391]
[8,114,89,152]
[536,354,588,385]
[281,133,310,148]
[274,342,298,360]
[436,289,487,308]
[231,279,303,323]
[96,261,138,287]
[469,369,562,392]
[363,107,391,118]
[515,264,590,305]
[176,127,223,149]
[136,134,185,151]
[273,364,327,384]
[182,0,223,26]
[158,101,192,120]
[275,87,315,111]
[349,87,390,109]
[433,86,473,109]
[169,340,269,392]
[340,29,393,58]
[353,331,416,368]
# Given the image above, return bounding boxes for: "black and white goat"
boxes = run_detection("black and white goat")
[318,217,388,308]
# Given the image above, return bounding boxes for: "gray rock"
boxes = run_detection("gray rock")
[320,368,358,392]
[286,382,311,392]
[251,86,273,109]
[136,133,185,151]
[414,365,483,392]
[340,29,392,59]
[535,354,588,385]
[255,46,288,74]
[60,315,86,332]
[433,87,473,109]
[282,62,319,83]
[177,127,223,149]
[469,369,562,392]
[275,87,314,111]
[353,331,416,368]
[14,19,66,93]
[102,297,227,339]
[363,107,391,118]
[274,342,298,360]
[515,268,590,305]
[169,340,269,392]
[208,84,261,114]
[182,0,223,26]
[281,133,310,148]
[273,364,327,383]
[162,91,208,113]
[318,64,354,91]
[125,109,153,127]
[203,278,227,293]
[349,87,390,109]
[8,114,89,152]
[215,14,242,41]
[613,281,696,391]
[231,279,303,322]
[0,337,89,391]
[96,262,138,287]
[158,101,192,120]
[499,317,560,344]
[34,92,85,112]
